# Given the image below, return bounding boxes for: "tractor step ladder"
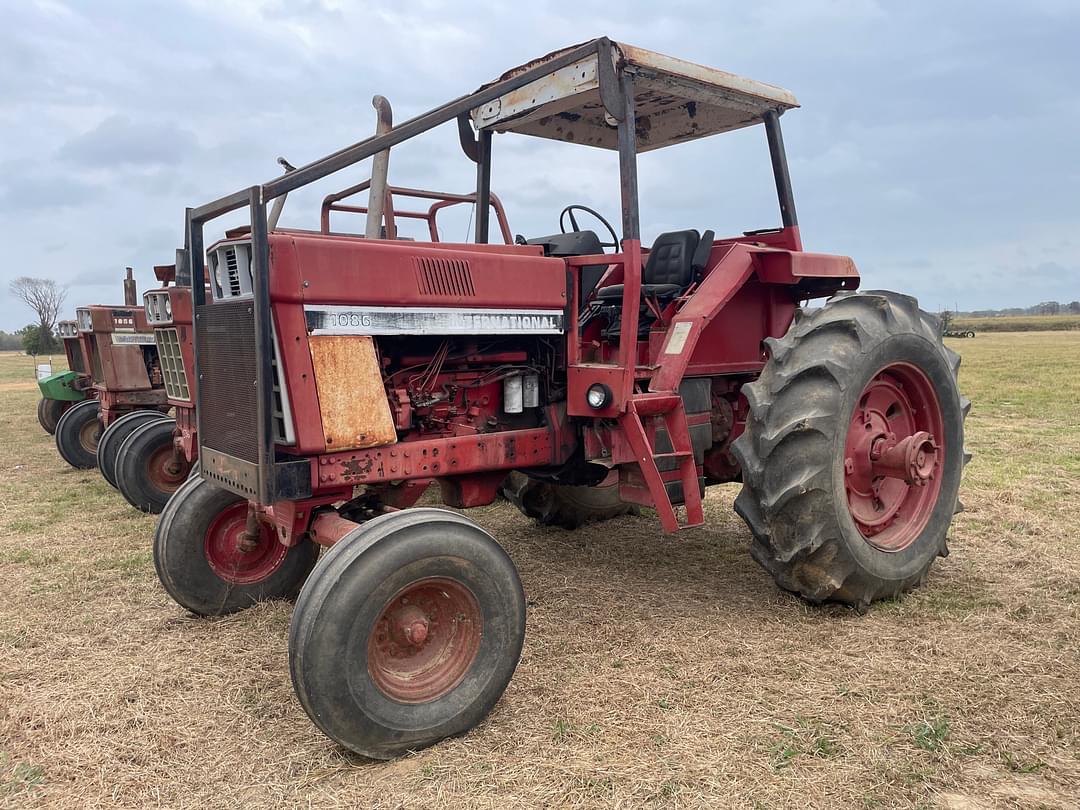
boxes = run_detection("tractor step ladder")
[616,391,704,533]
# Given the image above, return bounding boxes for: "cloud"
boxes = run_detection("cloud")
[1,1,1079,329]
[58,115,200,169]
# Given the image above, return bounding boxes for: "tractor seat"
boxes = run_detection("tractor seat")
[594,229,714,302]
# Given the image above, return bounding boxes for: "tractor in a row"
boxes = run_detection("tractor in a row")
[154,39,968,759]
[35,318,90,434]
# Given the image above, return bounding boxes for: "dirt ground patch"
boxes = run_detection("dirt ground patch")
[1,334,1079,809]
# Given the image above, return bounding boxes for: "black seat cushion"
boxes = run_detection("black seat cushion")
[593,230,701,302]
[595,282,682,300]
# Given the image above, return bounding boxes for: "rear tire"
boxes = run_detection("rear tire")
[116,418,191,513]
[732,290,970,608]
[153,478,319,616]
[97,410,168,489]
[54,399,101,469]
[290,508,526,759]
[37,398,67,434]
[502,471,637,529]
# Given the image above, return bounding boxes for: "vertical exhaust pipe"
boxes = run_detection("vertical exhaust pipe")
[124,267,137,306]
[366,95,393,240]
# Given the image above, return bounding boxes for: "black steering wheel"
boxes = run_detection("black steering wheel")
[559,205,619,251]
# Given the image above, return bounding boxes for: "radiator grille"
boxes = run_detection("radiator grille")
[155,328,189,401]
[196,301,294,465]
[65,339,85,374]
[89,336,104,383]
[197,300,258,462]
[415,257,475,297]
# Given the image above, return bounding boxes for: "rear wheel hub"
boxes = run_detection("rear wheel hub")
[843,363,945,551]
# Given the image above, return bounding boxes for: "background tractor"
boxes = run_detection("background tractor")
[35,319,90,434]
[55,271,170,469]
[97,262,199,512]
[156,39,969,759]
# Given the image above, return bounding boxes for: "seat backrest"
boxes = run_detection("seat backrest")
[643,230,700,288]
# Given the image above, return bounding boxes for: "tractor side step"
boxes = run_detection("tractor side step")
[616,392,705,533]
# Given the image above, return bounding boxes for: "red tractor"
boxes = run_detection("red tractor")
[157,40,969,758]
[56,271,170,469]
[101,263,199,513]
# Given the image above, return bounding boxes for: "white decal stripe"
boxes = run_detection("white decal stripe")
[305,306,565,336]
[110,333,157,345]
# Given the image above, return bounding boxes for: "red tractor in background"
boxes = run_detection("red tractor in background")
[55,270,170,469]
[103,263,199,513]
[35,319,91,434]
[157,39,969,759]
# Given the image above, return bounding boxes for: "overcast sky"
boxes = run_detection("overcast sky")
[1,0,1077,331]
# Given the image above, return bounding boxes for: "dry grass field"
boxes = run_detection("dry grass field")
[1,333,1079,809]
[952,314,1080,333]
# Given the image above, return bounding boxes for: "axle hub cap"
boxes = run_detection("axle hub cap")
[368,577,482,704]
[843,363,945,552]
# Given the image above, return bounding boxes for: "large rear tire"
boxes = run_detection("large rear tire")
[502,471,637,529]
[732,290,970,609]
[37,398,67,435]
[290,508,526,759]
[97,410,168,489]
[153,478,319,616]
[54,399,101,469]
[116,418,191,513]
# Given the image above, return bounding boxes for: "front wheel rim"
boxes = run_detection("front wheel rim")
[367,577,483,704]
[843,362,945,552]
[204,503,288,584]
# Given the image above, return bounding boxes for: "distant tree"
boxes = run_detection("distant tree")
[1036,301,1061,316]
[9,277,67,340]
[20,324,58,355]
[0,331,23,351]
[939,310,955,333]
[1068,301,1080,315]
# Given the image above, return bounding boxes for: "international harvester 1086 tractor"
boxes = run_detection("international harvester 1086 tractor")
[156,39,969,759]
[55,270,171,470]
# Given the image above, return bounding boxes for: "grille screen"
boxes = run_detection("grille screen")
[196,300,258,462]
[415,257,475,297]
[155,328,190,401]
[89,337,104,383]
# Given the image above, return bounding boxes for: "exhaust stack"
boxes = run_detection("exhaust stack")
[123,267,137,306]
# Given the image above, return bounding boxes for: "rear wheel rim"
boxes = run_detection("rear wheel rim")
[367,577,483,704]
[843,362,945,552]
[203,503,287,584]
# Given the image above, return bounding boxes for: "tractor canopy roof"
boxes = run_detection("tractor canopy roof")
[470,40,799,152]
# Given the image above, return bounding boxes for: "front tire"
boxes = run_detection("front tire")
[289,508,526,759]
[153,478,319,616]
[97,410,168,489]
[732,290,970,608]
[115,418,191,513]
[37,398,67,434]
[54,399,102,469]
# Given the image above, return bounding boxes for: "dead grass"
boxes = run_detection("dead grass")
[1,335,1079,808]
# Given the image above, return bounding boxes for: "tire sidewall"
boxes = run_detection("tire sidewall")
[291,510,525,758]
[98,411,168,488]
[830,332,964,581]
[155,478,317,615]
[116,418,183,512]
[55,399,101,469]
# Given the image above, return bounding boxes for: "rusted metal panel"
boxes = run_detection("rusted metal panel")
[753,250,860,283]
[308,335,397,452]
[315,427,556,486]
[471,40,799,152]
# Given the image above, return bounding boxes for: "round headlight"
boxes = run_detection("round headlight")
[586,383,612,410]
[164,297,172,318]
